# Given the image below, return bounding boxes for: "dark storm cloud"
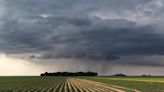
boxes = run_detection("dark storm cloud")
[113,55,164,67]
[0,0,164,65]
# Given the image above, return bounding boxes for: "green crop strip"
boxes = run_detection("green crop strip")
[84,76,164,92]
[0,76,163,92]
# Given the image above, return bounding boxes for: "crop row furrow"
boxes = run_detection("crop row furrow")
[72,78,109,92]
[75,79,111,92]
[51,81,63,92]
[71,80,86,92]
[68,79,78,92]
[80,79,132,92]
[72,78,106,92]
[67,79,72,92]
[80,79,125,92]
[47,80,61,92]
[65,81,68,92]
[74,78,125,92]
[71,79,94,92]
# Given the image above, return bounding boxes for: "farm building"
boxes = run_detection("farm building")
[112,74,127,77]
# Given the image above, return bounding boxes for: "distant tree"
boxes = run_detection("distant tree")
[112,74,127,77]
[40,71,98,76]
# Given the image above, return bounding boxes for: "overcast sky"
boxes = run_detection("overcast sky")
[0,0,164,75]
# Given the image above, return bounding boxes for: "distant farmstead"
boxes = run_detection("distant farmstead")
[112,74,127,77]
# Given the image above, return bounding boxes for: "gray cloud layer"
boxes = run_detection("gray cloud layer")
[0,0,164,69]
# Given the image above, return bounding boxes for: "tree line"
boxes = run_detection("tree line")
[40,72,98,76]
